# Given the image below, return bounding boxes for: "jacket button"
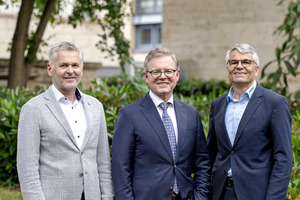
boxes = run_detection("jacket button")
[174,164,176,168]
[170,187,173,190]
[79,173,83,177]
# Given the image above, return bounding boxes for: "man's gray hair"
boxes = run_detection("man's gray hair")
[48,41,83,68]
[144,47,178,72]
[225,43,259,67]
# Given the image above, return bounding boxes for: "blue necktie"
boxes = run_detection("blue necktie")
[159,102,179,194]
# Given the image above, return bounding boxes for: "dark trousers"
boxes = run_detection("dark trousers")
[220,184,238,200]
[81,192,85,200]
[172,193,182,200]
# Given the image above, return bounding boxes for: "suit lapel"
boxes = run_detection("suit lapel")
[174,99,187,162]
[81,95,93,150]
[140,93,174,161]
[44,86,79,150]
[218,97,233,148]
[233,85,263,148]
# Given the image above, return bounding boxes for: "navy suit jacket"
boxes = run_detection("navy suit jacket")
[207,83,293,200]
[112,93,211,200]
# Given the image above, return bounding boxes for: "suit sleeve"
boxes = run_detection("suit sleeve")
[17,103,46,200]
[265,96,293,200]
[193,113,212,200]
[97,103,114,200]
[112,108,135,200]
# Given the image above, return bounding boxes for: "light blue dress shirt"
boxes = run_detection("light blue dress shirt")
[225,80,256,176]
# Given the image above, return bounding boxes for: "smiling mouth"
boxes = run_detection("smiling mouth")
[157,82,169,85]
[234,72,246,75]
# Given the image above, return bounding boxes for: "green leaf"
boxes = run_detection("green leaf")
[275,48,281,64]
[284,60,296,76]
[261,60,274,78]
[272,69,281,88]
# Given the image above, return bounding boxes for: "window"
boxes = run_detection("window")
[136,0,162,14]
[136,24,161,50]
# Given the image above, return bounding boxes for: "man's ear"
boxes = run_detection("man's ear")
[47,64,52,76]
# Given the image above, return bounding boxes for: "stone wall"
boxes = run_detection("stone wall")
[0,59,101,90]
[162,0,300,93]
[0,12,118,89]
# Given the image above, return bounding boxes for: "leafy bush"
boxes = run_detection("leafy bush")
[83,76,148,143]
[174,77,230,97]
[287,110,300,200]
[0,87,45,186]
[0,75,299,200]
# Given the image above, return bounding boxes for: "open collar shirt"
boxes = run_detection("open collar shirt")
[225,80,256,176]
[51,85,87,150]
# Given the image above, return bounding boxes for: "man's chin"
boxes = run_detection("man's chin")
[63,84,78,91]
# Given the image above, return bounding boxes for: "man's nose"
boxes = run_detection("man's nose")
[159,71,167,78]
[66,65,74,73]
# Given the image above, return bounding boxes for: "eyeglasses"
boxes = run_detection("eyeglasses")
[227,59,256,68]
[147,69,178,79]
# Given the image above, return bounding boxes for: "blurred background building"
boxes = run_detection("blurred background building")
[0,0,298,92]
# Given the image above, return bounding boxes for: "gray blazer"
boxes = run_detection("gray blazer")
[17,86,113,200]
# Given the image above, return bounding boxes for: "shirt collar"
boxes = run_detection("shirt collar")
[51,84,83,102]
[227,80,257,103]
[149,90,174,108]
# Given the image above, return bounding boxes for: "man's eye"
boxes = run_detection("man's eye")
[73,65,79,68]
[243,60,251,64]
[152,71,160,75]
[230,61,238,65]
[165,70,173,74]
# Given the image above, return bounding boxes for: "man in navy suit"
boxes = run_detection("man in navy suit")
[207,43,293,200]
[112,47,211,200]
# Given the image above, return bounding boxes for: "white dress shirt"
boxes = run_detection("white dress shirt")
[149,90,178,144]
[51,85,87,150]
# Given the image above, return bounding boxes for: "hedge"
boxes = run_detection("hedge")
[0,76,299,199]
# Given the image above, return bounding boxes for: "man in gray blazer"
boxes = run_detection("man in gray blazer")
[17,41,113,200]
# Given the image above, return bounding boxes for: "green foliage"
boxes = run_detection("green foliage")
[68,0,133,70]
[0,87,44,186]
[83,75,148,142]
[261,0,300,95]
[174,78,230,97]
[287,110,300,200]
[0,75,299,200]
[3,0,133,89]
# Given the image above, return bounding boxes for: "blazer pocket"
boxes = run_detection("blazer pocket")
[250,161,272,169]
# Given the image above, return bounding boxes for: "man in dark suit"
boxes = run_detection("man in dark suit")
[112,47,211,200]
[207,43,293,200]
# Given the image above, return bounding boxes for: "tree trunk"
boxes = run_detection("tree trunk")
[7,0,34,89]
[24,0,57,83]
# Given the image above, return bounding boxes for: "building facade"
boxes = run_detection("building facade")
[162,0,299,92]
[0,0,299,92]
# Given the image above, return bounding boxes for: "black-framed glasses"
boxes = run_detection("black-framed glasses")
[227,59,256,68]
[147,69,178,79]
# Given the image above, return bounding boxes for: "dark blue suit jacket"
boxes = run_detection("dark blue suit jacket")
[112,93,211,200]
[207,84,293,200]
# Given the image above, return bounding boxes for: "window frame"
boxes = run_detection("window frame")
[135,24,161,50]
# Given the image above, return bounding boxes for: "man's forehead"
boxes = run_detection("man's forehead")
[230,50,252,58]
